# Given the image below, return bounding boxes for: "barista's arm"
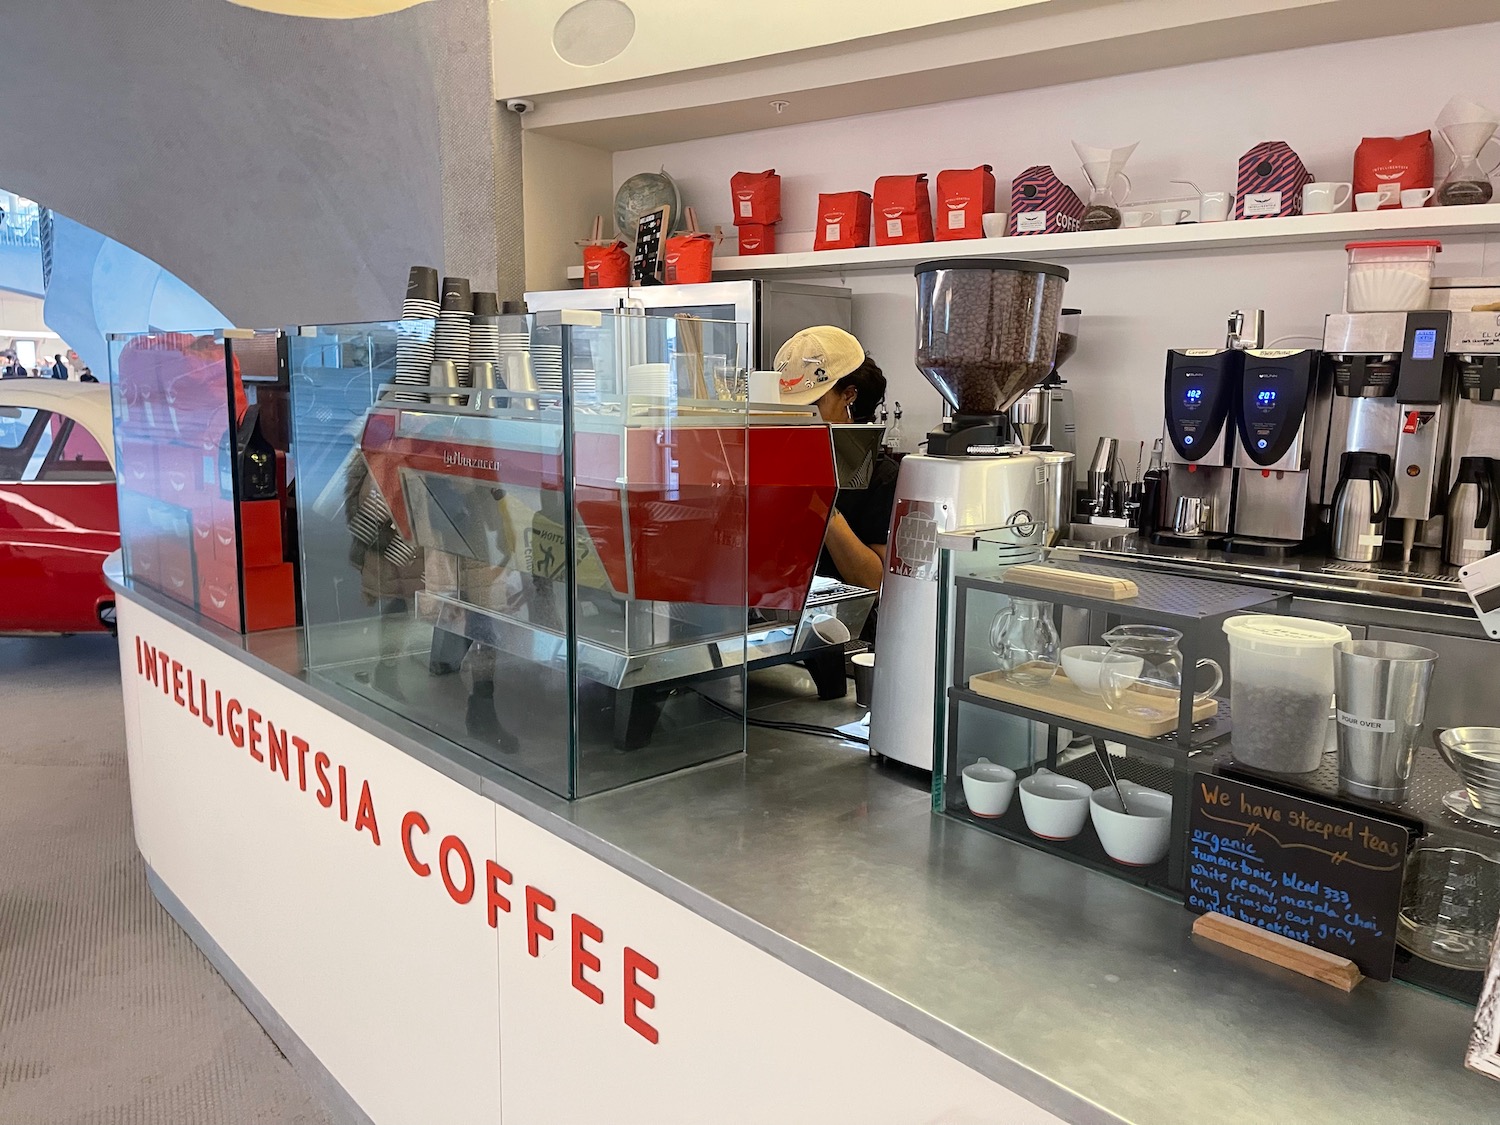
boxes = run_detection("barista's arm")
[824,510,886,591]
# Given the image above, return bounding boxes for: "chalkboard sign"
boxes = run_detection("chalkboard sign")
[1186,773,1410,980]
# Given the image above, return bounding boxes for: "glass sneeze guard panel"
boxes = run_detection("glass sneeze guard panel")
[288,312,751,798]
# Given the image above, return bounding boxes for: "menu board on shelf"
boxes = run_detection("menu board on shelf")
[1185,773,1409,980]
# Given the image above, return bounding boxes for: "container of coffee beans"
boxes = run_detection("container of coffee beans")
[1223,615,1350,773]
[914,258,1069,416]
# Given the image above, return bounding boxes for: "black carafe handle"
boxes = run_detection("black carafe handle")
[1477,470,1494,530]
[1373,462,1393,526]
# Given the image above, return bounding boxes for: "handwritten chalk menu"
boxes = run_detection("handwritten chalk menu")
[1186,773,1409,980]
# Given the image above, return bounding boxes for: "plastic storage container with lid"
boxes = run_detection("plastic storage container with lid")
[1344,239,1442,313]
[1223,615,1351,773]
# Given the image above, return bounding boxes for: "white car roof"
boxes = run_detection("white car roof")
[0,380,116,468]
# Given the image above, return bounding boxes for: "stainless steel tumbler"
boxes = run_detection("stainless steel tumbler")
[1333,640,1438,803]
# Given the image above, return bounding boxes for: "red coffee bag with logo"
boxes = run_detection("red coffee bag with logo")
[663,232,714,284]
[814,191,872,250]
[730,169,782,226]
[582,241,630,288]
[935,166,995,241]
[1354,132,1434,209]
[873,174,934,245]
[737,224,776,255]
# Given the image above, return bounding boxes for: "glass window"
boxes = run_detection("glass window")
[38,420,114,481]
[0,406,46,481]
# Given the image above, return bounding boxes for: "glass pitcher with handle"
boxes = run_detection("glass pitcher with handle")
[989,598,1060,688]
[1098,624,1221,721]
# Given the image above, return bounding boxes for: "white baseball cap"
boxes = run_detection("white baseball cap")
[774,326,864,407]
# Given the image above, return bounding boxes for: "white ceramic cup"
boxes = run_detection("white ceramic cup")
[1090,783,1173,866]
[1302,181,1353,214]
[1199,191,1233,222]
[981,212,1009,238]
[962,758,1018,818]
[1157,208,1189,227]
[1402,187,1435,208]
[1060,645,1142,696]
[1121,210,1155,228]
[1355,186,1399,211]
[1019,769,1093,840]
[808,613,851,645]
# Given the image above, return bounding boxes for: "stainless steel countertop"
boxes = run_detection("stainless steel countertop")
[1055,537,1478,621]
[110,572,1499,1125]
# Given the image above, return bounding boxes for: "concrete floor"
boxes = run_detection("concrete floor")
[0,633,333,1125]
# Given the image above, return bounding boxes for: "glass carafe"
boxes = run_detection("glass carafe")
[1098,624,1221,721]
[1074,141,1137,231]
[989,598,1060,688]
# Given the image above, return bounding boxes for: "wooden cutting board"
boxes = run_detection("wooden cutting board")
[1004,564,1138,600]
[968,667,1217,738]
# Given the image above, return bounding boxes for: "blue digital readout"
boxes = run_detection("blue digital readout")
[1256,389,1278,407]
[1411,327,1438,361]
[1184,387,1204,405]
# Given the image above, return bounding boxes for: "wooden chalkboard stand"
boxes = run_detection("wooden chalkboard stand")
[1193,912,1364,992]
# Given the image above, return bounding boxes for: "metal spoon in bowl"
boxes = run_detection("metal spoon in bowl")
[1093,737,1131,815]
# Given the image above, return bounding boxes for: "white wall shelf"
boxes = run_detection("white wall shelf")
[563,205,1500,283]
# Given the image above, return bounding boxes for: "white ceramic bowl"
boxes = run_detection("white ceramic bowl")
[1019,769,1093,840]
[961,757,1017,818]
[1090,783,1173,866]
[1060,646,1143,696]
[981,212,1010,238]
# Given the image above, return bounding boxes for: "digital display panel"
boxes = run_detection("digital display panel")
[1411,328,1438,361]
[1256,389,1278,406]
[1477,583,1500,615]
[1184,387,1204,405]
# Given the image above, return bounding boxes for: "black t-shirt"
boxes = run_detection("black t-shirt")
[817,452,900,582]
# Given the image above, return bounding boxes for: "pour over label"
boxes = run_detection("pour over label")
[1242,192,1283,216]
[1016,211,1047,233]
[1337,710,1395,733]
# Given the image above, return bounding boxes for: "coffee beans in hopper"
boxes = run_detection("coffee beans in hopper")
[915,264,1066,416]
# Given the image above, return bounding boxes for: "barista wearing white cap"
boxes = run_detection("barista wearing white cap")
[775,326,896,596]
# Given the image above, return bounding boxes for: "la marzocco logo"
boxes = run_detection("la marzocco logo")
[444,448,501,473]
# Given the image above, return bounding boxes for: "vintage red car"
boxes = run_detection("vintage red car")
[0,380,119,633]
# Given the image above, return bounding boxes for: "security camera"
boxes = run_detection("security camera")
[505,98,535,114]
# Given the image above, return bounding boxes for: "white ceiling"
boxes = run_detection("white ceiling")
[500,0,1500,151]
[490,0,1049,99]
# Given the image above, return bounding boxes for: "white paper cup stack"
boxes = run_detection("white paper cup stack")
[627,363,672,398]
[394,265,438,402]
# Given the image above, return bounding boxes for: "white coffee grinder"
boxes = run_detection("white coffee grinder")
[871,258,1070,770]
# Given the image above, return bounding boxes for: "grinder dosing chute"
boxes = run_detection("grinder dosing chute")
[914,257,1069,456]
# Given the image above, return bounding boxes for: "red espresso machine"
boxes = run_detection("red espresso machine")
[356,310,877,746]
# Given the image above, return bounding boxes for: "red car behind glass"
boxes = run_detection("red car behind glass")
[0,380,119,633]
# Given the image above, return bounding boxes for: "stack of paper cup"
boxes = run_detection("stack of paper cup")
[433,276,473,387]
[394,265,438,402]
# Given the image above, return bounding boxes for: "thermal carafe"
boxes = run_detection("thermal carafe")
[1329,451,1393,562]
[1443,456,1496,566]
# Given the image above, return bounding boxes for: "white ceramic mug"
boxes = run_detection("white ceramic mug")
[1402,187,1435,208]
[981,212,1009,238]
[1157,208,1189,227]
[961,758,1018,818]
[1199,191,1233,222]
[1355,186,1400,211]
[1302,181,1353,214]
[1090,783,1174,866]
[1121,210,1155,228]
[1019,769,1093,840]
